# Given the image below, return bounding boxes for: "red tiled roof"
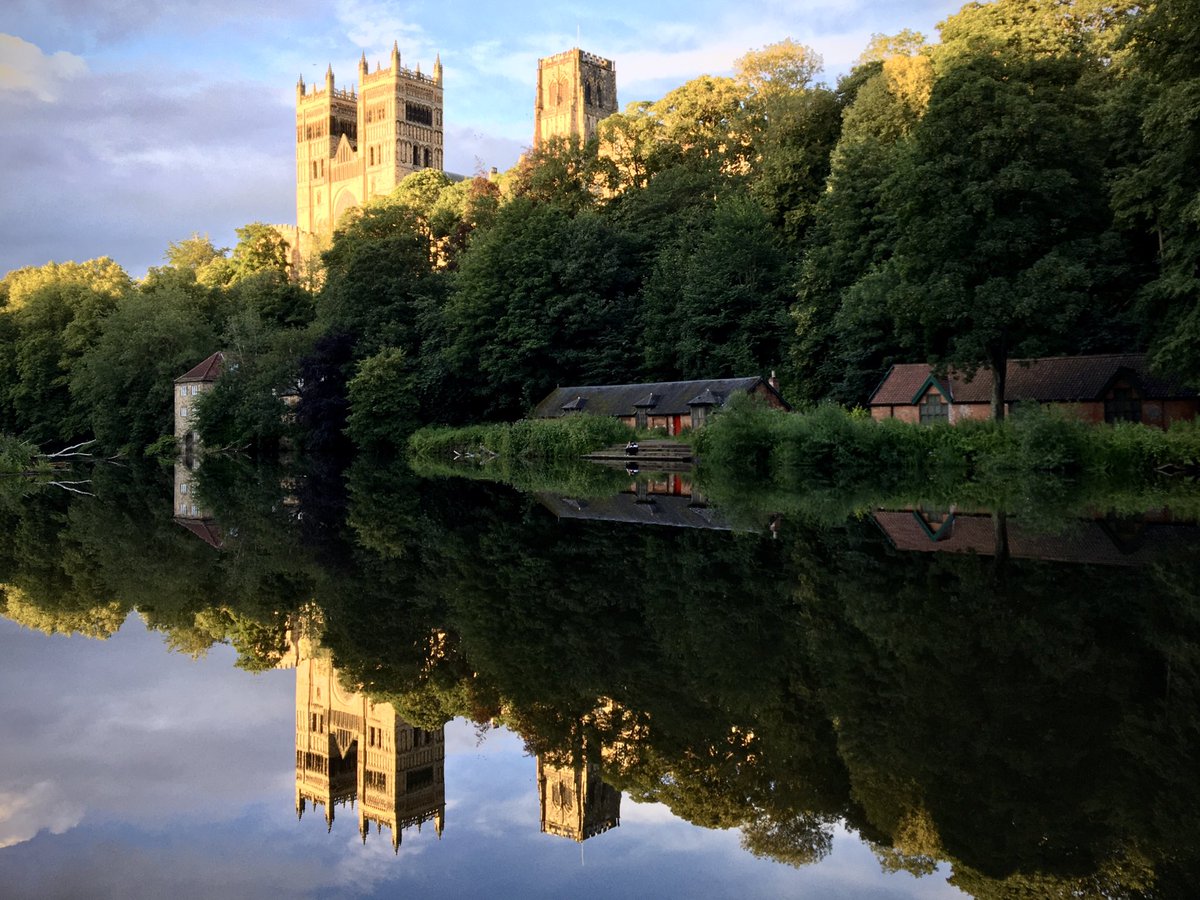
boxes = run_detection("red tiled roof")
[175,351,225,384]
[868,354,1196,406]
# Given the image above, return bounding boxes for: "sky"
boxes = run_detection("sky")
[0,612,966,898]
[0,1,963,278]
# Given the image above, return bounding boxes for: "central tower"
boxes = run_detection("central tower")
[295,42,444,237]
[534,48,617,148]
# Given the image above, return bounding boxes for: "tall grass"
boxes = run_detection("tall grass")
[408,415,635,463]
[0,434,42,475]
[694,394,1200,485]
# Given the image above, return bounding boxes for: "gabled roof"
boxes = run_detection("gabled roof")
[175,351,225,385]
[868,354,1197,406]
[537,492,746,531]
[873,510,1200,567]
[533,377,786,419]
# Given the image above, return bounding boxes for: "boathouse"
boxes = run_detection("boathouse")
[532,376,789,436]
[867,354,1198,427]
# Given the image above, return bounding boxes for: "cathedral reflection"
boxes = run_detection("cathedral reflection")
[537,751,621,842]
[288,636,445,852]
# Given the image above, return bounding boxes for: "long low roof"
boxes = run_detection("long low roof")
[533,377,778,418]
[869,354,1197,405]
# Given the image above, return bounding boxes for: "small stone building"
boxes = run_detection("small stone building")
[532,376,789,435]
[174,351,224,452]
[868,354,1199,427]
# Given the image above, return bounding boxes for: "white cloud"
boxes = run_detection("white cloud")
[0,34,87,102]
[0,781,84,849]
[335,0,430,62]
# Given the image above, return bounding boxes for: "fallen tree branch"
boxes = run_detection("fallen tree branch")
[39,439,98,460]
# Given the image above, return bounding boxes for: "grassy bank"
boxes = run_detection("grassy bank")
[694,395,1200,485]
[408,415,637,463]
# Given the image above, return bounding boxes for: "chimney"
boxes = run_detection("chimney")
[768,370,780,392]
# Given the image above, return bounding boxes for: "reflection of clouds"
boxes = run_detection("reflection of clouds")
[443,719,524,756]
[0,616,294,835]
[0,781,83,849]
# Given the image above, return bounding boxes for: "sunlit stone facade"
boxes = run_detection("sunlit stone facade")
[295,42,444,239]
[534,48,617,148]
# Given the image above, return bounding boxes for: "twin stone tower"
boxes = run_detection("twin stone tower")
[293,42,618,243]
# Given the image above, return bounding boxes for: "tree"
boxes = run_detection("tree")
[317,201,440,360]
[164,233,227,272]
[734,38,823,107]
[642,191,792,379]
[443,198,639,419]
[0,259,131,444]
[787,55,932,403]
[228,222,293,283]
[507,137,608,213]
[1113,0,1200,383]
[72,277,220,454]
[345,347,419,450]
[874,48,1112,418]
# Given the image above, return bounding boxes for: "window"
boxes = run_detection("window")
[179,484,188,494]
[404,102,433,126]
[180,407,188,417]
[179,386,186,397]
[919,390,949,424]
[406,766,435,791]
[1105,386,1141,423]
[423,147,431,168]
[412,145,420,166]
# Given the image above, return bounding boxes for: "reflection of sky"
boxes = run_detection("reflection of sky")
[0,615,963,898]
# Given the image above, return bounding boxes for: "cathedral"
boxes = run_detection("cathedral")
[288,41,617,255]
[534,48,618,148]
[294,41,444,239]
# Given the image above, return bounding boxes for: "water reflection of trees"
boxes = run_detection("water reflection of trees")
[1,459,1199,895]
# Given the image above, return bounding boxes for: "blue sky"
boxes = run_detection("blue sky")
[0,1,962,277]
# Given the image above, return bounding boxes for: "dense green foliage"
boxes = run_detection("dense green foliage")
[2,0,1198,460]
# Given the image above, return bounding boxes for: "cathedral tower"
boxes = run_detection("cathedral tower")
[534,48,617,148]
[295,42,444,238]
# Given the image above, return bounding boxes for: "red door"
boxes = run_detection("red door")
[672,415,682,435]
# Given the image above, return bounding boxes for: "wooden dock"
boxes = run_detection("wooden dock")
[584,440,694,467]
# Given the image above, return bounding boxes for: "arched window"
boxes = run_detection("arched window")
[412,145,420,166]
[585,83,592,106]
[423,147,431,168]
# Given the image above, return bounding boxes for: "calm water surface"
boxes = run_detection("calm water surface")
[1,459,1198,898]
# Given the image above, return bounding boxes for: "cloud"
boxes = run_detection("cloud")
[335,0,430,61]
[6,1,324,45]
[0,62,296,276]
[0,781,84,849]
[0,34,87,102]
